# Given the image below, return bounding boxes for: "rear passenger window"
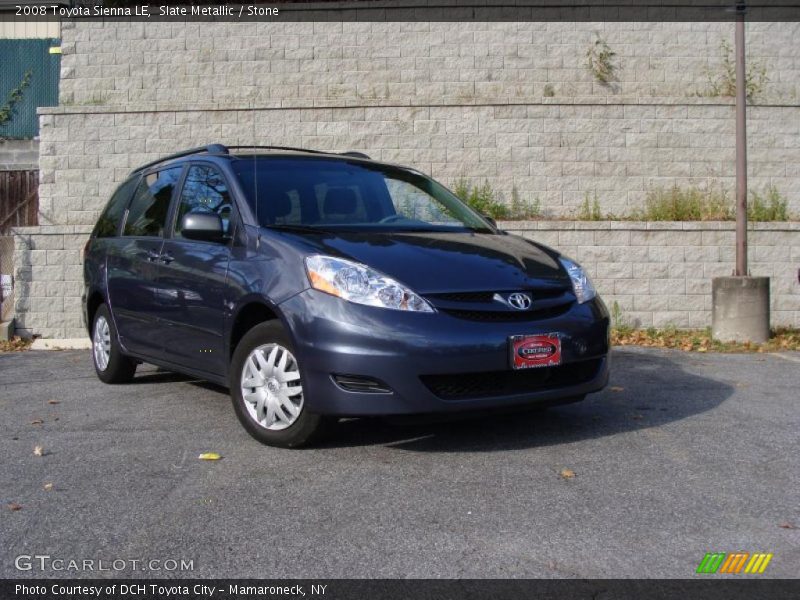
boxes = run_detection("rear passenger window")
[93,177,138,238]
[123,167,183,237]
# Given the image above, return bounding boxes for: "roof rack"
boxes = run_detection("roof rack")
[132,144,229,173]
[132,144,373,174]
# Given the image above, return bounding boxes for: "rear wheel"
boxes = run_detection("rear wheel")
[92,304,137,384]
[230,321,333,448]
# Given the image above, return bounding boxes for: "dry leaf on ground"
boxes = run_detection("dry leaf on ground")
[33,445,44,456]
[610,386,624,392]
[198,452,221,461]
[8,502,23,511]
[559,468,576,479]
[778,522,797,529]
[30,419,43,425]
[47,400,60,405]
[43,483,54,491]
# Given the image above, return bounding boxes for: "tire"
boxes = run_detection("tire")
[230,321,333,448]
[91,304,137,384]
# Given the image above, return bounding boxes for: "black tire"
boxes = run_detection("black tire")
[230,321,333,448]
[91,304,137,384]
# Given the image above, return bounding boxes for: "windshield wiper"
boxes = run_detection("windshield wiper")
[264,224,327,233]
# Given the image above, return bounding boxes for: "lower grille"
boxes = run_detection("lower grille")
[420,359,602,401]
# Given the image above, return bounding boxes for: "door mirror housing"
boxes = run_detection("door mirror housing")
[180,212,226,243]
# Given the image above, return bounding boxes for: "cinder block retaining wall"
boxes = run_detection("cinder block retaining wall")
[12,221,799,339]
[10,19,800,337]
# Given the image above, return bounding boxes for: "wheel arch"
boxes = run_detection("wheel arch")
[86,290,105,334]
[227,298,288,361]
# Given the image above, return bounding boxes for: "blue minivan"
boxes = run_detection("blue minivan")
[83,144,609,447]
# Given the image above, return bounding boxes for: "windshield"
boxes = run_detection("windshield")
[231,157,494,233]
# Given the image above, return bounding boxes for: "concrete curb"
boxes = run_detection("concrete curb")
[30,338,91,351]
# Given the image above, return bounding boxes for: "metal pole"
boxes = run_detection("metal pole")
[735,5,748,276]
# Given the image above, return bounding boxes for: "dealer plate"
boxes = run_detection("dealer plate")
[509,333,562,370]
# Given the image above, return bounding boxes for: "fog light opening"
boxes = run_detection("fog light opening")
[332,374,392,394]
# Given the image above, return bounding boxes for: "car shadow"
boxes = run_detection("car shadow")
[314,348,734,452]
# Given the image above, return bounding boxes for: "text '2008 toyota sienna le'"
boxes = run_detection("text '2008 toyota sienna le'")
[83,144,610,447]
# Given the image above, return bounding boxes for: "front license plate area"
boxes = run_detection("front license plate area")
[510,333,562,370]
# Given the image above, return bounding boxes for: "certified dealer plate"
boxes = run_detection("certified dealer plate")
[510,333,562,369]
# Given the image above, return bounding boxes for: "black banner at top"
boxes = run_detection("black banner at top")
[2,0,800,22]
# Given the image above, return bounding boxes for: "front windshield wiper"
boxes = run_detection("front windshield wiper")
[264,224,328,233]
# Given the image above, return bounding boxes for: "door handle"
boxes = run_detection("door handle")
[160,253,174,264]
[146,250,161,262]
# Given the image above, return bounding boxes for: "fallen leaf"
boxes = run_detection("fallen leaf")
[559,468,576,479]
[33,445,44,456]
[43,483,54,491]
[778,522,797,530]
[610,386,624,392]
[198,452,221,461]
[30,419,43,425]
[47,400,60,405]
[8,502,23,511]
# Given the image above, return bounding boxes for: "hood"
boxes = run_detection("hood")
[271,229,569,294]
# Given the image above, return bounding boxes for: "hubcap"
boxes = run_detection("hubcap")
[241,344,303,431]
[93,315,111,371]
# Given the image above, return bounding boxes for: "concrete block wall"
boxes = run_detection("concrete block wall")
[0,140,39,170]
[502,221,800,329]
[12,221,799,339]
[33,103,800,225]
[12,18,800,337]
[59,21,800,106]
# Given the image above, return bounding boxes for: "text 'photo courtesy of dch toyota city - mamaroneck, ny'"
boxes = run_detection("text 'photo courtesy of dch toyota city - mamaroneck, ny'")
[0,1,799,599]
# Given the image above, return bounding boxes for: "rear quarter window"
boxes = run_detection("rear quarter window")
[93,177,139,238]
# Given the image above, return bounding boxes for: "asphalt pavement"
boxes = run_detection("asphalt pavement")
[1,347,798,578]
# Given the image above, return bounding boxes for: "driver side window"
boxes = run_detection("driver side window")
[175,165,232,238]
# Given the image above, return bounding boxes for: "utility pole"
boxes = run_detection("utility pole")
[734,2,747,276]
[712,0,770,344]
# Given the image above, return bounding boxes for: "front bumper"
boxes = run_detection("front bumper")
[280,289,610,416]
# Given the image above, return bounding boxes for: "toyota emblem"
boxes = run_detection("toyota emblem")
[507,292,532,310]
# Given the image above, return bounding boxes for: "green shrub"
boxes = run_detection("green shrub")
[577,192,602,220]
[452,178,510,220]
[635,185,733,221]
[748,185,788,221]
[509,186,542,220]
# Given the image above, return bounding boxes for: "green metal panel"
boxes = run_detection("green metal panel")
[0,39,60,139]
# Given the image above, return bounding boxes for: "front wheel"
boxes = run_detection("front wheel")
[230,321,333,448]
[92,304,137,384]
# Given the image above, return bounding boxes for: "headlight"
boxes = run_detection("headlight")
[559,257,597,304]
[305,255,435,312]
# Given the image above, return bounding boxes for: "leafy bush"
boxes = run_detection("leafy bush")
[701,41,768,102]
[635,184,733,221]
[634,184,791,222]
[452,178,509,219]
[577,192,603,220]
[748,185,788,221]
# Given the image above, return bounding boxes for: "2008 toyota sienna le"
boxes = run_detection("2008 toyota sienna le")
[83,144,610,447]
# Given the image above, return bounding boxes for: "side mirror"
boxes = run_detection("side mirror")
[482,215,497,228]
[180,212,225,243]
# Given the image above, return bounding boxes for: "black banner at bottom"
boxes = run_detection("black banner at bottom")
[2,579,799,600]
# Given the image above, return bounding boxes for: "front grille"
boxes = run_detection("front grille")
[428,288,568,304]
[420,359,602,401]
[442,304,571,322]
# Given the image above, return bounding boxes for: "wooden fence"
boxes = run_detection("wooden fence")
[0,170,38,234]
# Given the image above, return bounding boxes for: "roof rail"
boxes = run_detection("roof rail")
[340,151,371,159]
[132,144,229,173]
[225,145,331,155]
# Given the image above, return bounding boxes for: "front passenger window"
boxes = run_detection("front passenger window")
[123,167,182,237]
[175,165,232,238]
